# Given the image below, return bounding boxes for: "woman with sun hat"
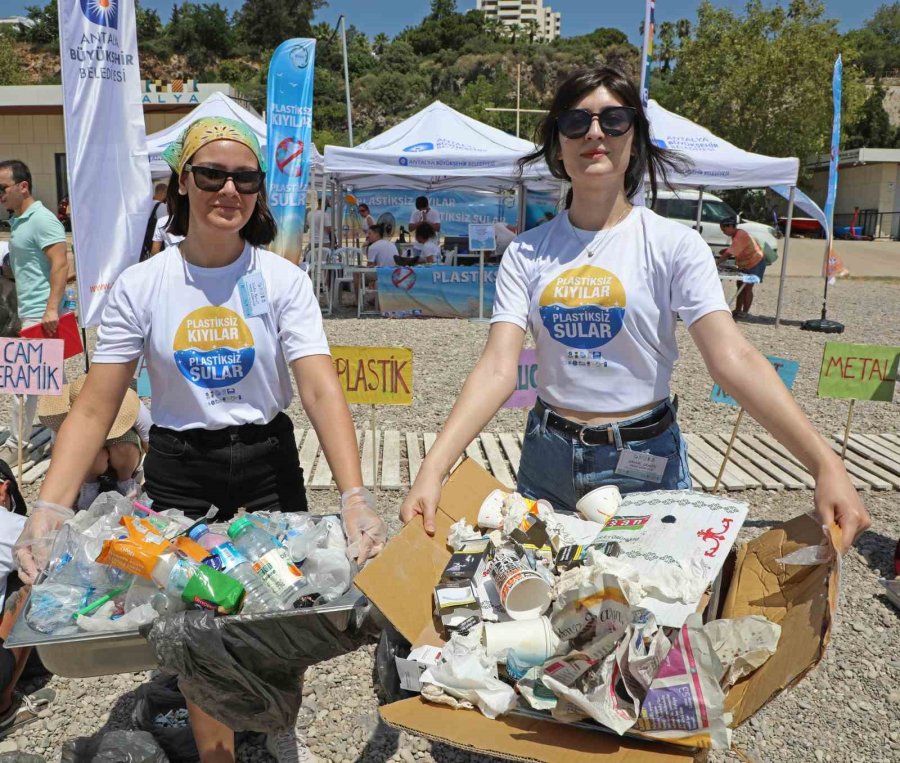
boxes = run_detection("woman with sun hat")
[14,116,386,762]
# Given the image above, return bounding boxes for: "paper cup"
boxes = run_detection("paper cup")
[576,485,622,525]
[478,489,508,530]
[489,554,552,620]
[483,616,560,663]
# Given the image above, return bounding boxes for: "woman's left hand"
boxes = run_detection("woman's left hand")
[814,462,871,553]
[341,487,388,565]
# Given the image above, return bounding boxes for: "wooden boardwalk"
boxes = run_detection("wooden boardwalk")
[9,427,900,493]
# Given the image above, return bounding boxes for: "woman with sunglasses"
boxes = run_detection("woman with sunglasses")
[18,117,387,762]
[399,67,869,554]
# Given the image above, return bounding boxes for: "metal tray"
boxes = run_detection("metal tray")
[7,586,367,679]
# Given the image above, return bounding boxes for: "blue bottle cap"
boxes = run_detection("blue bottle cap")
[187,523,209,542]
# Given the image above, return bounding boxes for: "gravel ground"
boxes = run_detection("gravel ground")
[2,276,899,761]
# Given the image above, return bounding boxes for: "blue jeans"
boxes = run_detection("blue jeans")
[516,399,691,513]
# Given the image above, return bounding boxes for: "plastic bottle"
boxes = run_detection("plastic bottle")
[149,551,244,614]
[228,517,309,608]
[63,287,77,312]
[188,524,281,613]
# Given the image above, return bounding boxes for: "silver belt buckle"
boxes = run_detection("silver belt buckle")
[578,424,615,446]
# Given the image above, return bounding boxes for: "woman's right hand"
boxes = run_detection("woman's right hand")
[14,501,74,584]
[399,472,443,536]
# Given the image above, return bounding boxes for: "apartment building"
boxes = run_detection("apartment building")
[477,0,562,42]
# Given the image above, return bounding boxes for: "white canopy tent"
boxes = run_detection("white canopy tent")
[145,92,324,179]
[646,100,803,325]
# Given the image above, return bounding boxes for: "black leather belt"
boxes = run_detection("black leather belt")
[534,398,676,446]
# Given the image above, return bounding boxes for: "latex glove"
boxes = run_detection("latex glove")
[13,500,74,584]
[341,487,387,566]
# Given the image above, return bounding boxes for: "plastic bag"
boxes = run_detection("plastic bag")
[144,600,372,732]
[303,548,353,602]
[25,583,88,635]
[286,519,328,563]
[77,601,158,632]
[131,674,200,762]
[60,730,168,763]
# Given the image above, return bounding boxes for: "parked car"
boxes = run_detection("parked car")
[652,189,778,251]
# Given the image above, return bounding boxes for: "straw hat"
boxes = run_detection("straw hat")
[38,377,141,439]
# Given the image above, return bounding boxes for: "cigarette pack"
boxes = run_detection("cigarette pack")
[509,508,549,549]
[433,582,482,627]
[395,645,443,692]
[440,539,493,584]
[554,541,621,572]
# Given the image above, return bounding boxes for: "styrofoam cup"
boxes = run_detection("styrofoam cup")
[489,554,552,620]
[477,489,507,530]
[483,616,560,663]
[576,485,622,525]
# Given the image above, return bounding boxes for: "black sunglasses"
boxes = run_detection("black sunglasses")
[556,107,637,139]
[183,164,265,194]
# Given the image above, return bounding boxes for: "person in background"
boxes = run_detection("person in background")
[492,220,517,259]
[365,223,399,268]
[305,197,332,252]
[140,182,168,261]
[150,213,186,256]
[715,217,766,320]
[0,160,68,463]
[413,223,441,264]
[357,203,376,230]
[408,196,440,234]
[38,378,151,509]
[0,459,54,737]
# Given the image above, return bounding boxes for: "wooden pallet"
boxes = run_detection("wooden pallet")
[0,426,54,484]
[15,427,900,493]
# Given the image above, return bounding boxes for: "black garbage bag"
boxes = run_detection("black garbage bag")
[144,602,372,733]
[0,754,46,763]
[131,674,199,763]
[60,730,168,763]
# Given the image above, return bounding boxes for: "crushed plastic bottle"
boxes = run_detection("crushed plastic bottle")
[228,517,309,608]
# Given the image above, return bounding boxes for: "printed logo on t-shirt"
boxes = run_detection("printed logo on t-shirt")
[172,307,256,388]
[538,266,626,349]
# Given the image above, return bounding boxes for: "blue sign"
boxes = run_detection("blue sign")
[711,355,799,407]
[376,265,499,319]
[266,38,316,262]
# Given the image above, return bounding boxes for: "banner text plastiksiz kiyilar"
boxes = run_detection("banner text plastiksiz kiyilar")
[266,39,316,262]
[59,0,151,326]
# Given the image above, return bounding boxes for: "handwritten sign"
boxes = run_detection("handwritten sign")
[331,346,413,405]
[711,355,800,407]
[817,342,900,402]
[504,349,538,408]
[468,223,496,252]
[0,338,65,396]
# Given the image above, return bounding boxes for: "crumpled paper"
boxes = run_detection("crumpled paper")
[703,615,781,687]
[420,630,518,719]
[447,519,484,551]
[585,548,708,604]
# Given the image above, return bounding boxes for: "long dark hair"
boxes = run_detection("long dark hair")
[165,167,277,246]
[519,66,691,206]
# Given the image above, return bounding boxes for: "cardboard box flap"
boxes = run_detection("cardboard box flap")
[380,698,695,763]
[721,513,839,727]
[355,459,503,645]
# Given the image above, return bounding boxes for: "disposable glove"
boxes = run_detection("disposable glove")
[341,487,387,566]
[13,500,74,585]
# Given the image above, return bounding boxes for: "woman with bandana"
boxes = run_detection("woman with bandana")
[14,117,386,762]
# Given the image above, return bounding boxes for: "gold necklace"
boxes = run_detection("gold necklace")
[567,205,633,257]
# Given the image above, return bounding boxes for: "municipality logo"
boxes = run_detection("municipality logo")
[80,0,118,28]
[289,45,310,69]
[402,142,434,153]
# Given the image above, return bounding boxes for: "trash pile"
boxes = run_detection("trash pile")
[22,492,353,637]
[410,487,781,750]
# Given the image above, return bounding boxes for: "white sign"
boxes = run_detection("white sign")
[59,0,151,326]
[468,223,496,252]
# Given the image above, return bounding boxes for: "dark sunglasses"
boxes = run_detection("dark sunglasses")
[183,164,265,194]
[556,107,637,139]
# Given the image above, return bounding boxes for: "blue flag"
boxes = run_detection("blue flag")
[824,54,842,241]
[266,39,316,263]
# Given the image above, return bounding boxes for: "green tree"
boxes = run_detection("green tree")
[661,0,864,171]
[136,1,163,39]
[843,3,900,76]
[234,0,325,51]
[0,29,24,85]
[845,81,897,147]
[372,33,389,57]
[19,0,58,46]
[168,2,235,71]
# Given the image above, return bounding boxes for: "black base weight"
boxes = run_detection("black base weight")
[800,318,845,333]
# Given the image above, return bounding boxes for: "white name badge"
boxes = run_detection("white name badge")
[615,449,668,483]
[238,271,269,317]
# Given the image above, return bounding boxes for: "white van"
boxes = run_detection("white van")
[651,189,777,250]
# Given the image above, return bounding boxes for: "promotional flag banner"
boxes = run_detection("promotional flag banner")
[58,0,151,326]
[266,39,316,263]
[823,54,842,283]
[639,0,656,105]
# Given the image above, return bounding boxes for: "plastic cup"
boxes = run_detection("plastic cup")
[477,489,507,530]
[483,616,560,663]
[576,485,622,525]
[489,554,552,620]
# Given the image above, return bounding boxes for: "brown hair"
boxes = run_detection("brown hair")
[518,66,691,205]
[164,171,277,246]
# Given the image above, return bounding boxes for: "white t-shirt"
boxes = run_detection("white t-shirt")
[307,209,330,243]
[419,240,442,264]
[491,208,729,412]
[493,222,516,256]
[367,239,399,267]
[152,215,185,248]
[93,244,330,431]
[409,208,440,228]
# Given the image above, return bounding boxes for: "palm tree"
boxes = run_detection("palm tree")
[676,18,692,43]
[373,32,389,57]
[656,20,676,72]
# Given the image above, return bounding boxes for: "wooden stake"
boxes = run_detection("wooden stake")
[713,407,745,493]
[371,405,378,496]
[841,399,856,460]
[16,394,24,482]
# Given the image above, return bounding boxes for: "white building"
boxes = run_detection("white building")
[477,0,561,42]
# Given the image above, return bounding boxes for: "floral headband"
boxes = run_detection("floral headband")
[162,116,266,175]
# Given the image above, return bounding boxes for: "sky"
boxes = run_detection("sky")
[0,0,885,41]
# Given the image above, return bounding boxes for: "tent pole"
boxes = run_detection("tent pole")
[774,186,795,328]
[316,170,327,312]
[694,186,704,234]
[339,15,354,147]
[516,182,526,232]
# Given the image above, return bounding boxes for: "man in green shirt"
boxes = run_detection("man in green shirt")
[0,160,68,458]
